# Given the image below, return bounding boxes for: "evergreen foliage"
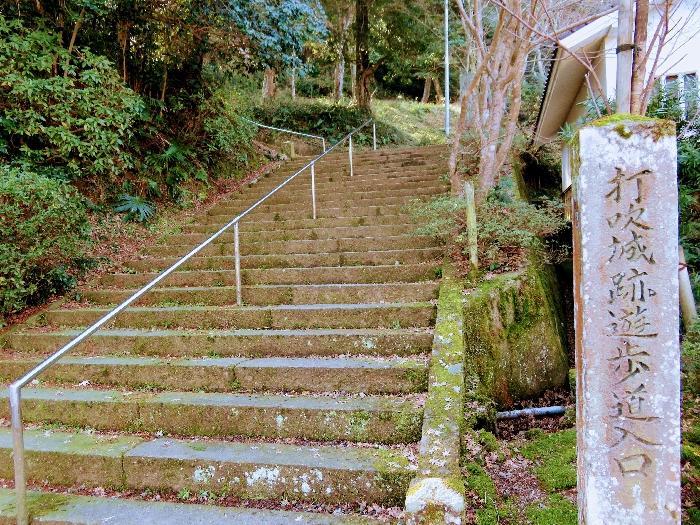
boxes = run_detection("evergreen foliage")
[0,167,91,322]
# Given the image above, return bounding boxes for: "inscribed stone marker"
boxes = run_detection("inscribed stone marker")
[571,118,681,524]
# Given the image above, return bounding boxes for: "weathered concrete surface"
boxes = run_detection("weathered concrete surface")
[0,429,414,506]
[1,355,427,394]
[0,429,142,488]
[405,272,466,524]
[80,282,440,307]
[573,118,680,524]
[6,327,433,358]
[0,388,422,443]
[462,264,569,406]
[0,488,381,524]
[42,302,436,330]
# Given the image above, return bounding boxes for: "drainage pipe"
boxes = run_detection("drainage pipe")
[496,405,567,420]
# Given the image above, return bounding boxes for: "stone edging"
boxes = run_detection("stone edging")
[405,267,466,524]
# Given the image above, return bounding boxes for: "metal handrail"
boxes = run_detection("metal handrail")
[240,116,327,152]
[8,118,377,525]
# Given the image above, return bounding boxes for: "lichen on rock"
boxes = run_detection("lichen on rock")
[463,263,569,407]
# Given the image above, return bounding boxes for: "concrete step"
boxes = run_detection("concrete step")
[1,355,428,394]
[0,429,415,505]
[185,205,423,228]
[125,247,441,273]
[285,155,443,171]
[80,282,440,307]
[235,175,447,195]
[0,388,422,443]
[7,327,433,358]
[143,235,439,258]
[182,223,420,241]
[95,262,440,288]
[215,194,432,217]
[42,302,435,330]
[0,488,385,524]
[212,178,446,208]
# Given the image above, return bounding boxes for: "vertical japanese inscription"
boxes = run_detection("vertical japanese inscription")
[605,167,660,478]
[573,121,680,525]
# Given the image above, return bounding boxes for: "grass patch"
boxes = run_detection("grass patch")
[525,494,577,525]
[519,429,577,492]
[373,98,458,146]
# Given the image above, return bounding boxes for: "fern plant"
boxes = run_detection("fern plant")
[113,194,155,223]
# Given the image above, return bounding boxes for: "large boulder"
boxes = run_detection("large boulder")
[463,263,569,407]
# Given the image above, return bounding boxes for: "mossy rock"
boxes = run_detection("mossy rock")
[463,263,569,406]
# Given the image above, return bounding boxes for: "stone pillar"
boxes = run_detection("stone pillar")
[572,117,681,524]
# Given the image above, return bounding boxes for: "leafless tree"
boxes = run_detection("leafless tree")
[449,0,691,201]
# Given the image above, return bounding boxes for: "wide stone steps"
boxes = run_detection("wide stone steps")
[0,429,415,506]
[214,194,434,217]
[95,262,439,288]
[0,488,384,524]
[39,302,435,330]
[125,247,441,273]
[239,175,447,195]
[0,388,422,443]
[80,282,440,307]
[7,328,433,358]
[1,355,427,394]
[166,226,423,245]
[213,178,446,209]
[182,221,419,239]
[143,235,440,258]
[0,145,447,518]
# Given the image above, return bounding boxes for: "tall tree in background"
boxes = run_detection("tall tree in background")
[232,0,328,99]
[322,0,354,101]
[355,0,372,108]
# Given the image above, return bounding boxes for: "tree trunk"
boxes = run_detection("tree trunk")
[433,77,443,104]
[160,68,168,102]
[616,0,635,113]
[631,0,649,114]
[117,20,129,83]
[262,67,277,99]
[334,58,345,101]
[63,7,85,77]
[350,63,357,100]
[290,68,296,99]
[355,0,371,109]
[421,77,431,103]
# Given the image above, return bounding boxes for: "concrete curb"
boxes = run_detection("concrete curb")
[405,269,466,524]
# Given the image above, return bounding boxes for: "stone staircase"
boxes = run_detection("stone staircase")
[0,145,448,523]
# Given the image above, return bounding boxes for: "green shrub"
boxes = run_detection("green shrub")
[0,16,145,186]
[0,167,91,322]
[410,178,568,272]
[200,86,257,166]
[683,321,700,394]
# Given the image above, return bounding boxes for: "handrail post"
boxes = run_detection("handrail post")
[349,135,354,177]
[10,384,28,525]
[372,121,377,151]
[322,138,326,153]
[311,162,317,220]
[234,222,242,306]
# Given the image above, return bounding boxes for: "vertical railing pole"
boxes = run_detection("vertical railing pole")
[10,385,28,525]
[322,138,326,153]
[372,121,377,151]
[233,222,242,306]
[311,162,317,220]
[349,135,354,177]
